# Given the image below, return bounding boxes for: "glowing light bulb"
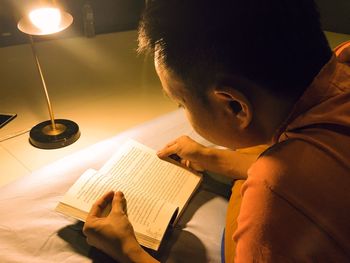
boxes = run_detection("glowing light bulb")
[29,7,62,34]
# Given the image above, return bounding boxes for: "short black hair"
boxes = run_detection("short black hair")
[138,0,332,99]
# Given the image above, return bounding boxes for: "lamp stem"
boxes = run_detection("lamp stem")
[29,35,57,131]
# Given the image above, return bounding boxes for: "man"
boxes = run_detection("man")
[83,1,350,262]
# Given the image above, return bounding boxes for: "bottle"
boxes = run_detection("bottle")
[82,1,95,38]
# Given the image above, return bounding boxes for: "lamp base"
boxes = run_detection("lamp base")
[29,119,80,149]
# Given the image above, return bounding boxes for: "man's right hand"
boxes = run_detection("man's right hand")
[157,135,260,180]
[157,135,208,172]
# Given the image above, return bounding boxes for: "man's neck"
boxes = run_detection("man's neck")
[253,91,298,145]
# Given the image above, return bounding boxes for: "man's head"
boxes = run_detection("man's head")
[138,0,332,148]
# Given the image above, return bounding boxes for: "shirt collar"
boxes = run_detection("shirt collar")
[273,54,338,143]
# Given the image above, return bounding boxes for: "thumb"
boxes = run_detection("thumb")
[157,143,179,159]
[88,191,114,218]
[110,191,128,216]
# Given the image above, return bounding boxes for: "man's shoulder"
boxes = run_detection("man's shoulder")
[245,137,350,225]
[247,139,309,185]
[247,137,348,196]
[238,138,350,261]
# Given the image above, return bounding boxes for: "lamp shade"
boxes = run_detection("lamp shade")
[18,7,73,36]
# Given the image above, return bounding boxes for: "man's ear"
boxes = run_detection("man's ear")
[213,87,253,129]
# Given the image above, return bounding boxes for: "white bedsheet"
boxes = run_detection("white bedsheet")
[0,110,229,263]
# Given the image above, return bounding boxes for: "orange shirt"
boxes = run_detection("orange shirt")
[225,50,350,262]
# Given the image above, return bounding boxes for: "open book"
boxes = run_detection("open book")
[56,139,202,251]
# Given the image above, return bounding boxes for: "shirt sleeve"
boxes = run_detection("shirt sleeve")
[232,156,347,262]
[232,166,295,263]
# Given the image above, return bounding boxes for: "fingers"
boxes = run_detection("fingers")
[110,191,128,216]
[165,139,178,148]
[88,191,115,218]
[157,143,178,158]
[157,135,191,158]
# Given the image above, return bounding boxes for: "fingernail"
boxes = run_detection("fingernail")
[115,191,124,197]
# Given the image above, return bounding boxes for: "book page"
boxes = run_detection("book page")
[99,139,202,215]
[59,169,177,250]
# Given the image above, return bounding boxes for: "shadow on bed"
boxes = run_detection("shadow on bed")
[58,222,208,263]
[57,174,230,262]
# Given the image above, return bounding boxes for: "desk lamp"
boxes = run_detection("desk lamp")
[18,6,80,149]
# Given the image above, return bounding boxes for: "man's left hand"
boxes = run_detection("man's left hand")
[83,191,146,262]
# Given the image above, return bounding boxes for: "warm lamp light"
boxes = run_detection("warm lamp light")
[18,6,73,36]
[18,6,80,149]
[29,8,62,34]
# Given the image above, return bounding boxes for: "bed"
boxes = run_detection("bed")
[0,110,231,263]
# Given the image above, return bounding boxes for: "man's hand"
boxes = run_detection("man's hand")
[83,191,158,263]
[157,135,208,172]
[158,135,261,180]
